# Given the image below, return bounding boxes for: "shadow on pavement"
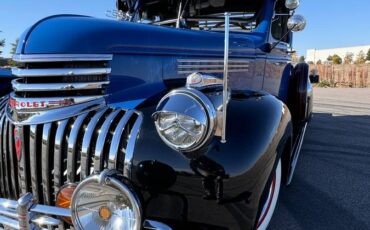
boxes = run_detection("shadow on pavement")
[269,113,370,230]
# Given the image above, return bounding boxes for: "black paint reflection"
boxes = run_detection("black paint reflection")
[190,155,229,202]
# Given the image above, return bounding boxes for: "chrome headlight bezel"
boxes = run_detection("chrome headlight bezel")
[71,170,142,230]
[153,88,217,152]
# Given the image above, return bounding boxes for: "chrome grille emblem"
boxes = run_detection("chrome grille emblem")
[14,126,22,161]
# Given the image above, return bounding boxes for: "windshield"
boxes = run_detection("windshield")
[117,0,263,32]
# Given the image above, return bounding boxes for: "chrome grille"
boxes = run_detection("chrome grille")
[11,54,112,109]
[0,99,143,206]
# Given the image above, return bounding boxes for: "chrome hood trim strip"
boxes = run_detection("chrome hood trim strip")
[12,54,113,63]
[12,79,109,92]
[12,67,111,77]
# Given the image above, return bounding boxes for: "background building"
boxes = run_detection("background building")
[306,45,370,63]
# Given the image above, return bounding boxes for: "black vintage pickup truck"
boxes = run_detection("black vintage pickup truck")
[0,0,312,229]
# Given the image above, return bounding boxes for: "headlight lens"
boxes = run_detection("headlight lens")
[153,88,216,151]
[155,112,206,149]
[71,171,141,230]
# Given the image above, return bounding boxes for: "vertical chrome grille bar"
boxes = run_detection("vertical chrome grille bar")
[80,108,108,180]
[108,110,134,170]
[41,123,52,205]
[0,97,7,105]
[0,113,5,196]
[124,113,143,178]
[2,117,10,197]
[18,126,29,195]
[8,122,19,198]
[29,125,41,203]
[66,113,88,183]
[53,120,69,193]
[93,110,121,173]
[0,99,9,197]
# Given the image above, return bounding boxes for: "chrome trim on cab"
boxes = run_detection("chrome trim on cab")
[12,54,113,63]
[178,59,250,74]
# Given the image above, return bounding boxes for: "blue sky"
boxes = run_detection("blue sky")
[1,0,370,57]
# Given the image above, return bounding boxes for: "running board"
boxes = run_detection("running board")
[286,122,308,185]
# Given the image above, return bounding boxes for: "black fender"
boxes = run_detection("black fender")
[288,63,313,134]
[131,90,292,230]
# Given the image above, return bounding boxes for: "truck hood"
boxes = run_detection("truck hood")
[18,15,261,56]
[16,15,264,109]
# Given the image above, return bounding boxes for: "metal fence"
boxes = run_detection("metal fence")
[310,64,370,88]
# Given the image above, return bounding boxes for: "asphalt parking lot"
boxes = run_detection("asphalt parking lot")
[269,88,370,230]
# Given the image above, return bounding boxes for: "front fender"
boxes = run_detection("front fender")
[131,91,292,230]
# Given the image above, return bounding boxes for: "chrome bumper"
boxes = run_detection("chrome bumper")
[0,193,69,229]
[0,193,172,230]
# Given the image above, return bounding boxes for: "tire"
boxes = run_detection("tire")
[256,160,282,230]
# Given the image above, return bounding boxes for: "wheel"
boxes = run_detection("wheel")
[256,160,282,230]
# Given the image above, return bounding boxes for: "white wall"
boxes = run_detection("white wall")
[306,45,370,63]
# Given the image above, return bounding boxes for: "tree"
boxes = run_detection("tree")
[344,52,354,64]
[0,31,5,55]
[367,49,370,61]
[316,60,322,65]
[355,50,366,64]
[299,56,306,63]
[10,38,18,56]
[7,39,20,66]
[332,54,342,65]
[327,55,333,61]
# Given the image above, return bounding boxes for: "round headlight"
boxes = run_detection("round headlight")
[71,171,141,230]
[153,88,216,152]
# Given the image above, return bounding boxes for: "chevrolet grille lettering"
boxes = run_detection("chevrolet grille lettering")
[9,98,47,109]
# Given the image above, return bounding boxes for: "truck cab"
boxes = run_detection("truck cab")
[0,0,311,229]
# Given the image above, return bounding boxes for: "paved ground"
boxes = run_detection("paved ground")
[269,88,370,230]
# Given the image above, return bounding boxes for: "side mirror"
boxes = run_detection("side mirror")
[287,15,307,32]
[285,0,300,10]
